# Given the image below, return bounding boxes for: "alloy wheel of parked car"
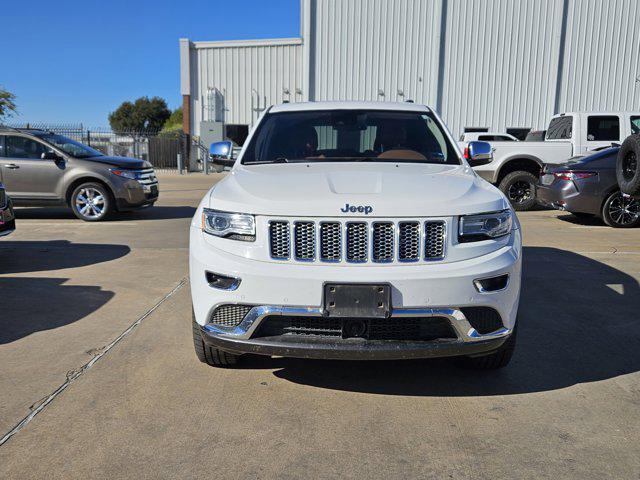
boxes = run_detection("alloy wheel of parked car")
[71,182,112,222]
[499,171,538,211]
[602,191,640,228]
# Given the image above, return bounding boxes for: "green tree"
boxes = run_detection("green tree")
[108,96,171,133]
[0,88,17,120]
[160,107,183,136]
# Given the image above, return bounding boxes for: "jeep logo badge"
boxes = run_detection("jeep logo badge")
[340,203,373,215]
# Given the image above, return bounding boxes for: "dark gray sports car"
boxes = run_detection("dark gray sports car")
[537,146,640,228]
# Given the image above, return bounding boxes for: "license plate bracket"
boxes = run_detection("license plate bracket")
[323,283,391,318]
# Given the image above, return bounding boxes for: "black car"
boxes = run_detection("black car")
[537,146,640,228]
[0,183,16,237]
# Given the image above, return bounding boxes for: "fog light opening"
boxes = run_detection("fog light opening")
[205,271,241,291]
[473,274,509,293]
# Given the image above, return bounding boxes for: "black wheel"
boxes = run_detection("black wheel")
[498,171,538,211]
[616,134,640,196]
[192,312,240,367]
[462,326,517,370]
[601,191,640,228]
[70,182,113,222]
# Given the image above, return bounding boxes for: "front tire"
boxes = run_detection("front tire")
[70,182,113,222]
[462,326,517,370]
[499,171,538,211]
[601,191,640,228]
[192,314,240,367]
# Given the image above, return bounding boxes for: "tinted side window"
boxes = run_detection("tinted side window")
[587,116,620,141]
[0,136,4,157]
[477,135,495,141]
[546,116,573,139]
[631,116,640,135]
[6,136,48,159]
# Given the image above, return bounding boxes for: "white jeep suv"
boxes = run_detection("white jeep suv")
[190,102,522,369]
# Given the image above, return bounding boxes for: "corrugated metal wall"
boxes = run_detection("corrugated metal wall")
[308,0,640,135]
[183,0,640,137]
[440,0,565,135]
[311,0,443,104]
[189,40,304,135]
[557,0,640,112]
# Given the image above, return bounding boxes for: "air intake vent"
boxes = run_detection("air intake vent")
[372,222,394,262]
[209,304,253,327]
[269,221,290,259]
[294,221,316,260]
[398,222,420,261]
[425,221,446,260]
[346,222,368,262]
[320,222,341,261]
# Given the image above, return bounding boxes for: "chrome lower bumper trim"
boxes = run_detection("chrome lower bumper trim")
[202,305,511,343]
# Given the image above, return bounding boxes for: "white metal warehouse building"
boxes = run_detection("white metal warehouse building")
[179,0,640,143]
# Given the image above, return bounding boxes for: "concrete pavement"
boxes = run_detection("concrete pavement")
[1,174,639,479]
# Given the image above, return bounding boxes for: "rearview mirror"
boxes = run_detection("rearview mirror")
[465,141,493,167]
[210,141,233,160]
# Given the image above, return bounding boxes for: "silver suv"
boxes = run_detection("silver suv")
[0,128,159,221]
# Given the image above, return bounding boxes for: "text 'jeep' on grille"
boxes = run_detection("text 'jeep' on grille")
[190,102,522,370]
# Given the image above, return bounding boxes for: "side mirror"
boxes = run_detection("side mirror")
[465,141,493,167]
[210,141,233,160]
[41,151,63,161]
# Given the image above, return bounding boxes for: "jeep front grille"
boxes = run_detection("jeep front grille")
[268,219,446,263]
[269,221,290,259]
[346,222,368,262]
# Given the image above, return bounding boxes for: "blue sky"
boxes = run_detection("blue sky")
[1,0,299,127]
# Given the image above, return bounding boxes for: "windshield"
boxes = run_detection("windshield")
[242,110,460,165]
[35,133,104,159]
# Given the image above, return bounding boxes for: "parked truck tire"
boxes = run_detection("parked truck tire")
[616,134,640,196]
[192,314,240,367]
[498,171,538,211]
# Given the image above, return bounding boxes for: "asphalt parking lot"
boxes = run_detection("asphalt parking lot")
[1,173,639,479]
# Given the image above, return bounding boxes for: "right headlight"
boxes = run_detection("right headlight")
[459,209,512,242]
[202,208,255,241]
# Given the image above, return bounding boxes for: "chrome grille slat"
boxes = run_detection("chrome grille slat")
[268,219,447,263]
[346,222,368,262]
[372,222,394,262]
[269,221,290,259]
[320,222,341,261]
[425,221,446,260]
[398,222,420,261]
[294,221,316,260]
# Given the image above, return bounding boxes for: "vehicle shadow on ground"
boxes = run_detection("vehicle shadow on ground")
[0,240,130,274]
[243,247,640,396]
[14,206,196,221]
[0,277,115,345]
[556,213,607,226]
[0,240,127,343]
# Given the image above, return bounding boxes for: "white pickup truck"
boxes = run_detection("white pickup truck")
[469,112,640,210]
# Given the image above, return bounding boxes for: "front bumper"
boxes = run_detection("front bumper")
[198,305,512,360]
[114,179,159,211]
[190,226,522,360]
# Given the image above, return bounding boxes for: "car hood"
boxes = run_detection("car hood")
[207,162,509,217]
[83,156,151,169]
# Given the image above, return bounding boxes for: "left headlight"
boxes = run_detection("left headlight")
[202,208,255,241]
[110,169,143,180]
[459,209,512,242]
